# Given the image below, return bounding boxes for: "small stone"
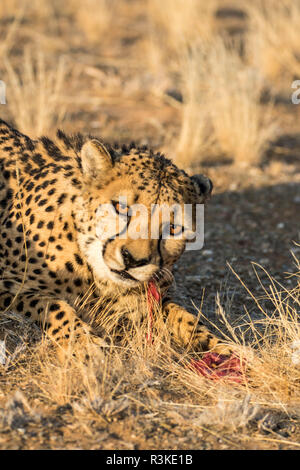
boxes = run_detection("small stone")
[202,249,213,256]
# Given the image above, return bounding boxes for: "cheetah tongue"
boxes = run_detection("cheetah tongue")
[147,280,160,303]
[146,281,160,345]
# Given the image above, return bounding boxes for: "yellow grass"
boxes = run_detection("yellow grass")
[147,0,217,71]
[247,0,300,84]
[68,0,114,44]
[4,48,69,137]
[1,258,299,447]
[175,39,278,167]
[0,2,25,60]
[146,0,278,167]
[0,0,24,17]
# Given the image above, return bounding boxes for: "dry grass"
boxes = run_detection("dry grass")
[4,48,69,137]
[174,40,278,167]
[247,0,300,85]
[147,0,217,72]
[0,2,25,60]
[146,0,278,167]
[68,0,114,44]
[0,0,56,27]
[227,262,300,403]
[174,45,216,168]
[1,259,299,448]
[0,0,24,18]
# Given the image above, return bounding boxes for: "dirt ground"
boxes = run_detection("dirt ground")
[0,0,300,450]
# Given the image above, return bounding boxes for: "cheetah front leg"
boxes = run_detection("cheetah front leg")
[163,301,232,355]
[0,292,106,361]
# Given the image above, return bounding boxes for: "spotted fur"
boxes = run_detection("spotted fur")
[0,119,230,360]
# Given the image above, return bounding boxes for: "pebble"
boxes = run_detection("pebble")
[201,250,213,256]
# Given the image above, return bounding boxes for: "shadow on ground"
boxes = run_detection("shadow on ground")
[173,181,300,331]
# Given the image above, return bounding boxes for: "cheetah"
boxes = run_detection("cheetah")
[0,119,231,360]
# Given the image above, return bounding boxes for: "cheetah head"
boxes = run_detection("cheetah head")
[75,140,212,290]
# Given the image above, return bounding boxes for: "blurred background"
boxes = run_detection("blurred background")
[0,0,299,177]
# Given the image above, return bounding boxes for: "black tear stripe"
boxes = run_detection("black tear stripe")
[101,215,131,259]
[158,236,163,269]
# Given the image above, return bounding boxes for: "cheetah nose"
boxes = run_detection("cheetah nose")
[121,247,151,269]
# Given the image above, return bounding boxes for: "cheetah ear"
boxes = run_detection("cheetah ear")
[81,139,113,177]
[191,174,213,200]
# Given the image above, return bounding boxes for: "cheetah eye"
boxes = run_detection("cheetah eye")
[112,200,129,216]
[170,224,183,236]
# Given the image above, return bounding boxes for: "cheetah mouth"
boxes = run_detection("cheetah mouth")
[110,269,138,282]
